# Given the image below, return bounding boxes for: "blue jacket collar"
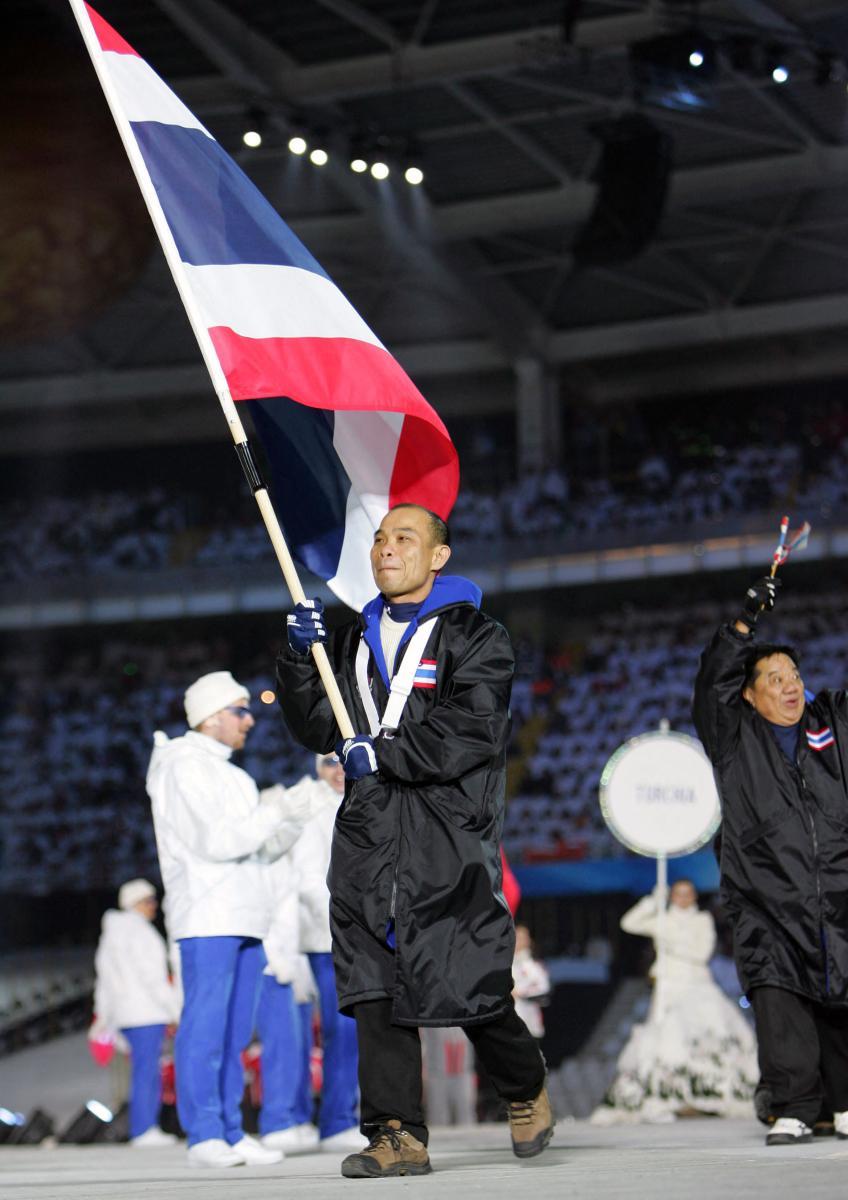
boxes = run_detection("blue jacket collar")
[361,575,482,690]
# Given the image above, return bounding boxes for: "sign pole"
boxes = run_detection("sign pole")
[655,850,668,1010]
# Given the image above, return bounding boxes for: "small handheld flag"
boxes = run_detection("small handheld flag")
[769,515,811,578]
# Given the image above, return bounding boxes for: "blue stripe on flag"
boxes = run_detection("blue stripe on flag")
[131,122,329,273]
[247,396,348,581]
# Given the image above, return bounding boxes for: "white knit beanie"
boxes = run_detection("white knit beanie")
[118,878,156,910]
[184,670,250,728]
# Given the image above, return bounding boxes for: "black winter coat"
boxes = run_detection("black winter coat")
[276,577,515,1027]
[693,623,848,1005]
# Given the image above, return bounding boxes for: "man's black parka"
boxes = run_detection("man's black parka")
[276,575,515,1027]
[693,623,848,1006]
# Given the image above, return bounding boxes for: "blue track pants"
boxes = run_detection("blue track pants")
[175,936,265,1146]
[309,951,359,1138]
[121,1024,166,1139]
[256,976,314,1133]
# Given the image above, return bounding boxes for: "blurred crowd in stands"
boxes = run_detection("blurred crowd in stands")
[2,396,848,583]
[2,391,846,893]
[1,634,312,896]
[3,586,847,895]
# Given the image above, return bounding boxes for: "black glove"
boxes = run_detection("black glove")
[738,575,780,629]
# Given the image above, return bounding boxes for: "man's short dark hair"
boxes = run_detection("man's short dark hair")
[387,503,450,548]
[743,643,800,690]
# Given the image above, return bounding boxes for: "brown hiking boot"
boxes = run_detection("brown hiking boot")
[340,1121,432,1178]
[508,1084,555,1158]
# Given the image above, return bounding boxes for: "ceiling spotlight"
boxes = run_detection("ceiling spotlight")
[630,30,718,111]
[309,147,328,166]
[288,135,308,155]
[370,161,390,180]
[404,165,424,186]
[772,64,789,84]
[242,107,265,149]
[350,156,368,173]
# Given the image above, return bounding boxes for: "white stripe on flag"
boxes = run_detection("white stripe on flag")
[183,263,385,346]
[101,51,213,137]
[326,409,403,610]
[328,491,387,611]
[333,410,404,496]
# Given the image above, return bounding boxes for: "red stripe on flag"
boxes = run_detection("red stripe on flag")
[85,4,140,56]
[390,414,458,521]
[209,326,459,518]
[211,328,441,421]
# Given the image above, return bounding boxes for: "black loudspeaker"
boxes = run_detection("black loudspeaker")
[572,114,673,266]
[97,1102,129,1144]
[0,1110,23,1144]
[7,1108,55,1145]
[58,1100,114,1144]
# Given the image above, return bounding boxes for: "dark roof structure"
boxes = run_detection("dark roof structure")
[3,0,848,453]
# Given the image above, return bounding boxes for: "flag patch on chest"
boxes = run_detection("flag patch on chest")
[807,726,835,751]
[413,659,438,689]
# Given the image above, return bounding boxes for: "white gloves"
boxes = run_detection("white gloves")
[257,780,336,862]
[261,781,336,826]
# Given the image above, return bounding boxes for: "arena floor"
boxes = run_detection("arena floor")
[5,1119,848,1200]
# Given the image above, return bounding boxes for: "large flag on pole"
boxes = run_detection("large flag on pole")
[71,3,459,611]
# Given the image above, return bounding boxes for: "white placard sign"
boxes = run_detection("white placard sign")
[599,730,721,858]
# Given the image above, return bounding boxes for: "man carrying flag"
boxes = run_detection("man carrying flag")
[693,574,848,1146]
[66,6,549,1174]
[277,503,554,1178]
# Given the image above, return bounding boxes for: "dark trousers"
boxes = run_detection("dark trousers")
[750,986,848,1127]
[353,998,546,1146]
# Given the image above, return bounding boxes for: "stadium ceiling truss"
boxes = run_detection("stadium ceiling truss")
[4,0,848,444]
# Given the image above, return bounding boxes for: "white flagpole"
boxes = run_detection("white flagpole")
[654,851,668,1014]
[68,0,354,740]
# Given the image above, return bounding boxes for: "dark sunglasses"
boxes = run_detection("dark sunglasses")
[225,705,252,719]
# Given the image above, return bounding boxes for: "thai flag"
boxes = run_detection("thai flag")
[71,3,459,611]
[412,659,438,689]
[806,726,835,752]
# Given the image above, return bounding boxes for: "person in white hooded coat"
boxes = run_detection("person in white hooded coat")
[92,879,180,1146]
[592,879,759,1124]
[146,670,330,1170]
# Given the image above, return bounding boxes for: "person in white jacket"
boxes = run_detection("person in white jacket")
[146,670,328,1170]
[592,879,759,1124]
[92,878,181,1147]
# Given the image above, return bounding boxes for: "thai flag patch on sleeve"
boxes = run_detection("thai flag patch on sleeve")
[807,726,835,751]
[413,659,438,689]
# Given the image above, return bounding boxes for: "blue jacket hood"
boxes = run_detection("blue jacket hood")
[361,575,482,689]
